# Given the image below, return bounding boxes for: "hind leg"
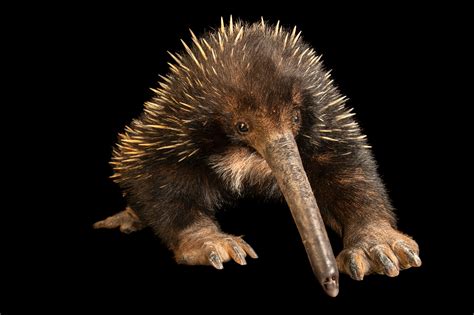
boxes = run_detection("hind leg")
[93,206,145,234]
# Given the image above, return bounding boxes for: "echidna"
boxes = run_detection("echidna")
[94,17,421,297]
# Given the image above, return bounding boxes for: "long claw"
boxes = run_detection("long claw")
[209,250,223,270]
[372,247,399,277]
[226,239,247,265]
[349,256,364,281]
[337,228,420,280]
[174,232,256,269]
[409,251,422,267]
[337,249,368,281]
[392,241,422,269]
[237,238,258,259]
[401,244,422,267]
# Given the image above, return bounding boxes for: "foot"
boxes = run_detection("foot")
[337,223,421,280]
[174,221,258,269]
[93,207,144,234]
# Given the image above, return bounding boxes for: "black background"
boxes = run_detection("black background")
[2,3,469,313]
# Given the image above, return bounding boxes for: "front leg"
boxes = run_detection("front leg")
[337,221,421,279]
[172,216,258,269]
[122,167,258,270]
[305,150,421,280]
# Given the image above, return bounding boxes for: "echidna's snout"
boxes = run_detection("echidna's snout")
[259,132,338,297]
[229,90,338,296]
[237,118,337,296]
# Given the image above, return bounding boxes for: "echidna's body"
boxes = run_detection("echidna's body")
[95,18,421,297]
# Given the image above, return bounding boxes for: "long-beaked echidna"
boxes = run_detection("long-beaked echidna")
[94,17,421,297]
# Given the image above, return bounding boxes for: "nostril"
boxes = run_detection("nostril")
[322,275,339,297]
[323,274,337,284]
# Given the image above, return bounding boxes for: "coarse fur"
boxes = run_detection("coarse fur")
[98,17,421,281]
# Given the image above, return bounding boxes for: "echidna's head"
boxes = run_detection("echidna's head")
[123,18,345,296]
[212,59,304,155]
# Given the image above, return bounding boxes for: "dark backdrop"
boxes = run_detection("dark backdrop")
[2,3,468,313]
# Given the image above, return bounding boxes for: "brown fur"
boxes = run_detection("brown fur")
[208,146,278,196]
[95,19,421,283]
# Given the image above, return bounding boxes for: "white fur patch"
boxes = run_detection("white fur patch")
[209,147,277,195]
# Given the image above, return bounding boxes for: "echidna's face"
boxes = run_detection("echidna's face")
[206,55,305,154]
[225,86,303,153]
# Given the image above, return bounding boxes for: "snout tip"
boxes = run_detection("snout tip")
[322,274,339,297]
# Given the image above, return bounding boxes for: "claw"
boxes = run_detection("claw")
[401,244,422,267]
[337,249,368,281]
[393,241,422,269]
[338,228,420,280]
[410,252,422,267]
[372,247,399,277]
[227,239,247,265]
[209,250,223,270]
[232,245,247,265]
[237,238,258,259]
[349,256,364,281]
[174,230,257,268]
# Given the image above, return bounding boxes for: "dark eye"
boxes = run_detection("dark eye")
[236,122,249,133]
[292,111,300,124]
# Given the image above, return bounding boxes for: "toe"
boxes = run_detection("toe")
[207,246,224,270]
[93,216,119,229]
[225,238,247,265]
[392,241,422,269]
[236,238,258,259]
[337,249,370,280]
[369,245,399,277]
[340,227,420,280]
[174,233,257,268]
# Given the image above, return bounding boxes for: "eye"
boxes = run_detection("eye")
[236,121,249,133]
[292,111,301,124]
